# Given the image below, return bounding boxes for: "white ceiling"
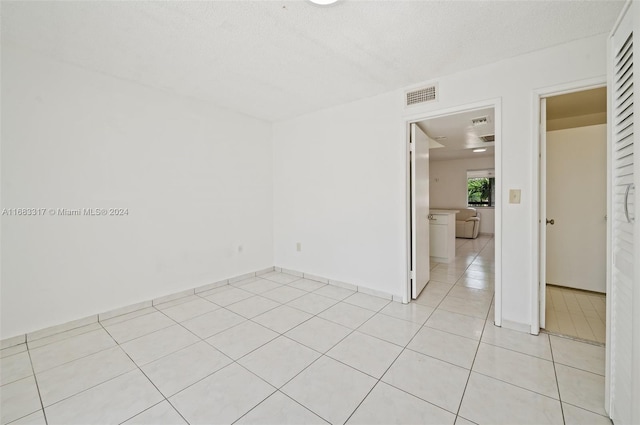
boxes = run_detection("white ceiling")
[1,1,624,122]
[418,107,495,161]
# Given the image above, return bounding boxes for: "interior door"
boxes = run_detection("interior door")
[546,124,607,292]
[411,123,430,298]
[539,97,547,328]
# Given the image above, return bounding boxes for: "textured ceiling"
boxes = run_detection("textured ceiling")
[1,1,624,122]
[419,107,495,161]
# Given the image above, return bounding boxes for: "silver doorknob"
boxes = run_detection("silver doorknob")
[546,219,555,225]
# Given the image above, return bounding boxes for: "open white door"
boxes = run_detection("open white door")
[539,98,547,328]
[411,123,430,299]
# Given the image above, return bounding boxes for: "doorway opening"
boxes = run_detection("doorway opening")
[406,101,501,326]
[537,85,607,344]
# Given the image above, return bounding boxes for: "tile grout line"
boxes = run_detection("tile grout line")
[25,348,49,425]
[12,272,391,425]
[341,305,442,423]
[97,320,193,425]
[16,254,509,425]
[452,242,494,420]
[228,280,406,424]
[548,334,567,425]
[145,279,360,424]
[345,238,495,423]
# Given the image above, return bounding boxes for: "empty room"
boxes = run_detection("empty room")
[1,1,639,425]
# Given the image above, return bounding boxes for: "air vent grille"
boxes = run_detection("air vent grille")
[406,85,437,106]
[472,116,488,126]
[480,134,495,143]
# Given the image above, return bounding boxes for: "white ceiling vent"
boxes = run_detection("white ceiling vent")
[471,116,489,126]
[479,134,495,143]
[405,84,438,106]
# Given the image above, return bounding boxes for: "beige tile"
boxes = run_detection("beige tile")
[318,303,375,329]
[357,314,421,346]
[555,364,606,416]
[343,292,390,312]
[203,287,253,306]
[239,336,320,387]
[206,321,278,360]
[181,308,246,339]
[570,313,597,341]
[44,370,163,425]
[425,309,485,341]
[555,311,577,336]
[482,324,551,360]
[282,356,376,425]
[438,295,491,319]
[123,401,187,425]
[379,302,434,324]
[550,335,605,375]
[103,311,175,344]
[327,331,402,378]
[169,363,275,424]
[0,344,27,360]
[158,298,219,322]
[348,382,455,425]
[29,329,116,373]
[8,409,47,425]
[235,392,326,425]
[0,376,42,424]
[225,296,280,319]
[0,351,33,386]
[254,305,313,334]
[37,346,136,406]
[459,373,563,424]
[562,402,612,425]
[119,325,199,366]
[408,327,479,369]
[141,342,232,397]
[473,343,558,399]
[285,317,351,353]
[382,349,469,413]
[286,293,338,315]
[27,323,103,350]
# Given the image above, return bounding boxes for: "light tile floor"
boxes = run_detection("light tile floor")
[544,285,606,344]
[0,236,611,424]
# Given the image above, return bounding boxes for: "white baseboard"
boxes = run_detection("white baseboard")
[1,266,407,348]
[0,267,274,348]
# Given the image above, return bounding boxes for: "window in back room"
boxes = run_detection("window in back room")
[467,169,495,207]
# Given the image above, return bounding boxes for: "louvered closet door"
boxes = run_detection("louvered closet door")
[610,6,637,425]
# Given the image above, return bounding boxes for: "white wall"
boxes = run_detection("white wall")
[273,92,406,295]
[430,156,495,234]
[1,45,274,338]
[273,33,608,329]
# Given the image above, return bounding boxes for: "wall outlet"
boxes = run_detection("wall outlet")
[296,242,302,252]
[509,189,521,204]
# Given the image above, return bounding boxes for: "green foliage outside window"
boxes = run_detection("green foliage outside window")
[468,177,494,207]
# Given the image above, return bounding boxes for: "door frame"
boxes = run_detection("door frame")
[530,77,607,336]
[403,98,503,326]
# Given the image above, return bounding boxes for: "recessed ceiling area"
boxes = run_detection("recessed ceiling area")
[0,1,624,122]
[547,87,607,131]
[417,108,495,161]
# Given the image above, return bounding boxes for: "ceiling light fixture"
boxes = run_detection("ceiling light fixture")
[308,0,339,5]
[473,148,487,153]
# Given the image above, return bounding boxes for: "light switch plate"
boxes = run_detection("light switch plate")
[509,189,521,204]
